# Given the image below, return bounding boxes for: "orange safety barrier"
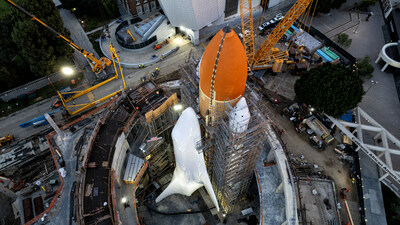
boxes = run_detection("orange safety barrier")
[132,162,148,225]
[255,169,263,225]
[111,169,119,225]
[122,111,139,133]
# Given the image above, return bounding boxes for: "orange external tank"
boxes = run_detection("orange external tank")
[199,26,248,121]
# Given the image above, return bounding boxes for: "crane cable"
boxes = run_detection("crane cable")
[286,0,314,51]
[255,0,269,47]
[299,1,312,47]
[307,0,318,35]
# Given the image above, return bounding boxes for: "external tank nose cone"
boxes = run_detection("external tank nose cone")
[199,26,248,119]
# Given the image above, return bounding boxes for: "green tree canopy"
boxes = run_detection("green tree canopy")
[357,56,374,78]
[294,63,365,117]
[10,0,73,77]
[60,0,119,19]
[0,15,34,92]
[335,33,352,48]
[311,0,347,15]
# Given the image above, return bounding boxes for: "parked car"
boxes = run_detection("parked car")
[258,13,284,32]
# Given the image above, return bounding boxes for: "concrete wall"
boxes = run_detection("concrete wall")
[149,19,176,41]
[264,124,299,225]
[158,0,225,30]
[112,133,129,183]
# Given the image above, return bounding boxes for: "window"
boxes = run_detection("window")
[151,1,156,9]
[144,4,149,12]
[137,6,142,14]
[136,0,140,5]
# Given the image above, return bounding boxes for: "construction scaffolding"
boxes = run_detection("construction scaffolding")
[125,81,179,181]
[180,58,268,212]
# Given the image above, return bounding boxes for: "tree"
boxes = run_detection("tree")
[60,0,119,19]
[294,63,364,117]
[357,56,374,78]
[355,0,378,11]
[335,33,352,48]
[311,0,347,15]
[10,0,72,77]
[0,17,33,92]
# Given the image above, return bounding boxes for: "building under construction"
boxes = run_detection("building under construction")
[180,59,268,212]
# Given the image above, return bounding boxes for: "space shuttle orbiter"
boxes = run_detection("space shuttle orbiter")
[155,107,219,211]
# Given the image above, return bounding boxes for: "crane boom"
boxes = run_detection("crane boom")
[5,0,111,74]
[239,0,255,66]
[252,0,312,68]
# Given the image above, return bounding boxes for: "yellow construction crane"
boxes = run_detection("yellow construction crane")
[58,43,126,116]
[126,29,136,42]
[5,0,111,75]
[240,0,313,72]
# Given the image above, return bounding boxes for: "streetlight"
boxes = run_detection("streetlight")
[365,80,378,94]
[61,66,74,76]
[121,197,127,204]
[173,104,183,111]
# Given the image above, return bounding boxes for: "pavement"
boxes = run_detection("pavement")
[58,8,100,83]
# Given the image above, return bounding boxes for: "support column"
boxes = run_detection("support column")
[45,113,64,139]
[275,181,284,194]
[381,63,389,72]
[266,148,275,163]
[193,30,200,46]
[379,173,390,181]
[375,54,381,63]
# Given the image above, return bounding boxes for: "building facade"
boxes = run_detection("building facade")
[119,0,160,16]
[157,0,226,44]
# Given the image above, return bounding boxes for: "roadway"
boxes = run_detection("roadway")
[0,42,194,141]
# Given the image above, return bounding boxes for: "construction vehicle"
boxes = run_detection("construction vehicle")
[304,115,334,144]
[5,0,112,75]
[240,0,313,72]
[154,39,169,50]
[151,68,160,78]
[0,134,13,147]
[126,29,136,42]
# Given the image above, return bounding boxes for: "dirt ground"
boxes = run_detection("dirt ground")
[0,192,18,225]
[256,80,361,224]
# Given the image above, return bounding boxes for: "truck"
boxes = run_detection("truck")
[304,115,334,144]
[0,134,13,147]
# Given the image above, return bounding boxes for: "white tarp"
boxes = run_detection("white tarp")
[155,107,219,211]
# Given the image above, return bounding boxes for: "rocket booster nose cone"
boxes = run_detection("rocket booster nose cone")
[199,27,248,118]
[222,26,232,33]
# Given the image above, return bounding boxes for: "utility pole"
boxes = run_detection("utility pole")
[365,80,378,94]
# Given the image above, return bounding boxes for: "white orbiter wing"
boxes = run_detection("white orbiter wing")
[155,107,219,211]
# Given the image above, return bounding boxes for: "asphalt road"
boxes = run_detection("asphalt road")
[0,42,193,141]
[58,8,100,83]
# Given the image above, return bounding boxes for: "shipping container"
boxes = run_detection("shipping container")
[33,196,44,215]
[22,198,34,222]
